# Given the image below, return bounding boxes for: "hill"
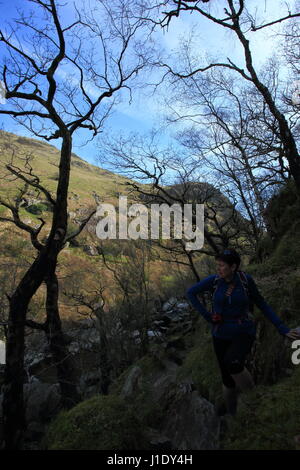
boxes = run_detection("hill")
[0,130,134,209]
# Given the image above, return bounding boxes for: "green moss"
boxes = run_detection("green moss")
[25,202,52,215]
[176,325,222,404]
[44,394,148,450]
[109,355,165,396]
[222,367,300,450]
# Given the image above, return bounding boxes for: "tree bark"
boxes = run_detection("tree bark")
[44,271,81,408]
[3,250,52,449]
[3,132,72,449]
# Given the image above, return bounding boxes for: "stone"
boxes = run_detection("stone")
[176,301,190,310]
[146,427,172,451]
[120,366,142,399]
[162,297,178,312]
[23,382,61,424]
[82,245,97,256]
[25,421,45,440]
[147,330,162,338]
[161,386,220,450]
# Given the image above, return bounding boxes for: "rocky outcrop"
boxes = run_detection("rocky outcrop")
[1,296,216,450]
[161,384,219,450]
[0,380,62,448]
[116,357,220,450]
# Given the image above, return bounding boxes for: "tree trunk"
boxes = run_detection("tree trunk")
[3,132,72,449]
[3,250,52,449]
[44,271,81,408]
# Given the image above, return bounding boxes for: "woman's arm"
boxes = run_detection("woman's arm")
[186,275,216,323]
[246,274,290,336]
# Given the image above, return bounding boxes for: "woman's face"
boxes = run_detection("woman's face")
[216,260,236,279]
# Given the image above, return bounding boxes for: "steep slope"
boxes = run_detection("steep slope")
[0,130,133,210]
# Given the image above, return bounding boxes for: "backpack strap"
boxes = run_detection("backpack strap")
[237,271,254,316]
[237,270,249,296]
[210,275,220,314]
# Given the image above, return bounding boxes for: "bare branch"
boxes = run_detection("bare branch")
[64,209,97,243]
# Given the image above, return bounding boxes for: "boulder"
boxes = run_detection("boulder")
[0,381,62,443]
[82,245,98,256]
[44,394,148,450]
[78,374,100,399]
[161,386,220,450]
[176,301,190,310]
[120,366,142,399]
[162,297,178,312]
[24,382,61,425]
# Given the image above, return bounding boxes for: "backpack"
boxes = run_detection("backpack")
[210,270,254,321]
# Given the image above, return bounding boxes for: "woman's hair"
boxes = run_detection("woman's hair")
[215,249,241,271]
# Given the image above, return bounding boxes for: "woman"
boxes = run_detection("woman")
[186,249,300,417]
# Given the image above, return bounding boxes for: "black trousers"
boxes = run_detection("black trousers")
[212,333,255,388]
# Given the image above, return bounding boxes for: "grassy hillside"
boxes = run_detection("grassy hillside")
[0,130,134,208]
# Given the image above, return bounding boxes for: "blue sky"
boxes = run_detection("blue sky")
[0,0,297,168]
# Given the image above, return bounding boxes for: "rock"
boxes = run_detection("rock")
[161,386,220,450]
[162,297,178,312]
[149,359,179,402]
[27,354,57,383]
[116,358,219,450]
[24,382,61,425]
[68,211,77,219]
[166,336,185,350]
[161,314,172,326]
[44,394,148,450]
[147,330,162,338]
[146,427,172,451]
[68,191,79,201]
[68,343,80,354]
[0,382,62,443]
[66,322,100,352]
[132,330,140,338]
[176,301,190,310]
[25,421,45,440]
[120,366,142,399]
[82,245,98,256]
[79,370,102,399]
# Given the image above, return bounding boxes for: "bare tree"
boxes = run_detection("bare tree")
[0,0,153,449]
[97,133,248,279]
[166,64,292,246]
[152,0,300,195]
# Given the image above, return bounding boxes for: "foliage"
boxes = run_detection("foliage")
[25,203,50,215]
[43,394,148,450]
[222,367,300,450]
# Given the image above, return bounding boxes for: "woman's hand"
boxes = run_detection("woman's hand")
[285,329,300,340]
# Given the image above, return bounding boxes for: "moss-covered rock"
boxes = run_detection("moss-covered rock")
[176,326,222,405]
[221,366,300,450]
[43,394,148,450]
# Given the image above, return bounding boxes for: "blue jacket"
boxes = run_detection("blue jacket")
[186,272,290,340]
